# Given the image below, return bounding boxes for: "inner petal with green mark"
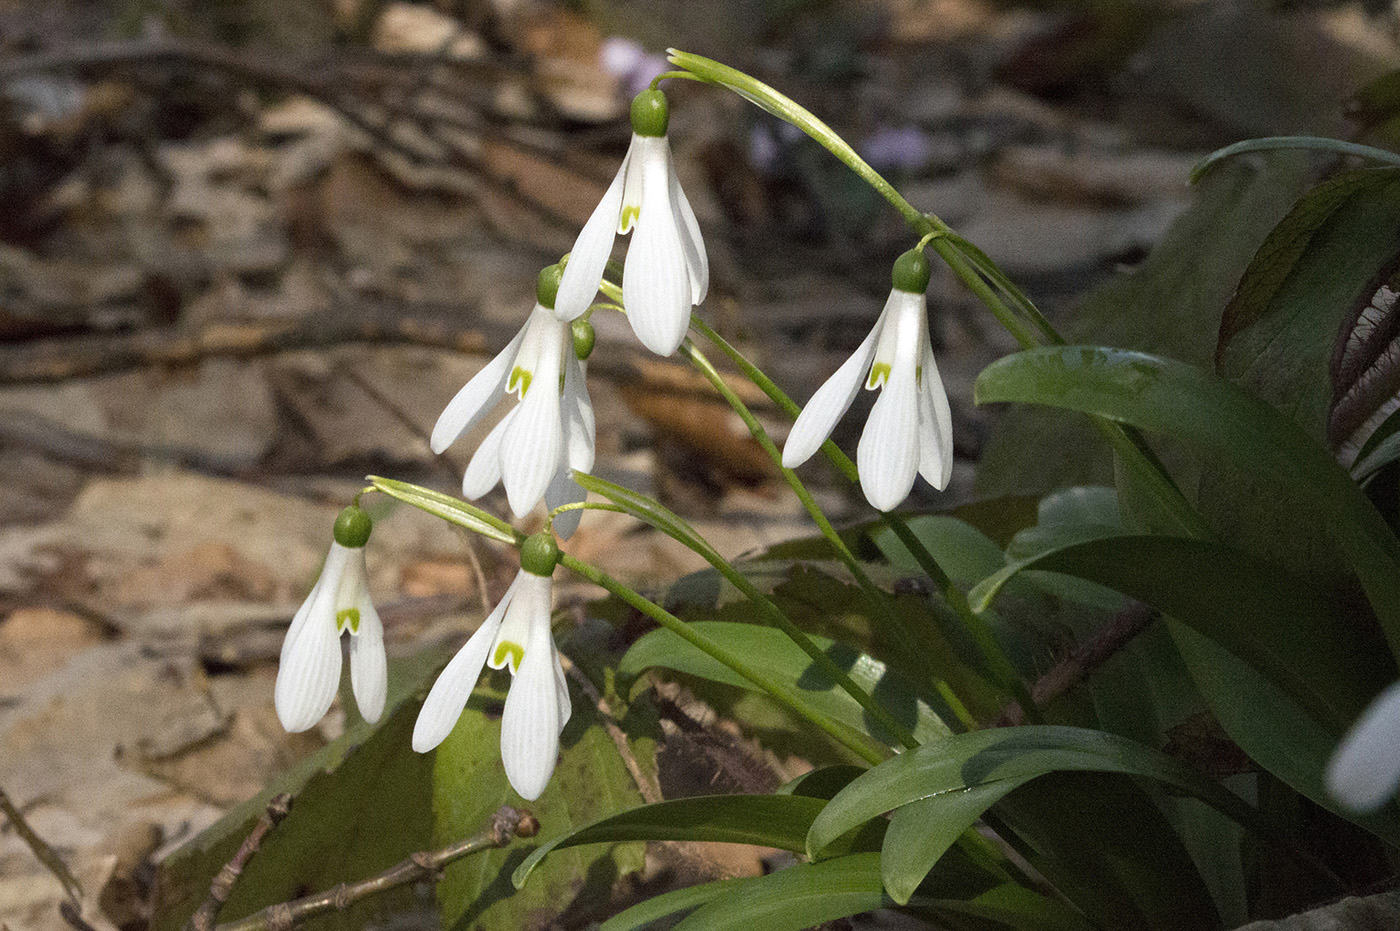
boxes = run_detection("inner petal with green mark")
[336,607,361,634]
[508,366,533,398]
[492,640,525,674]
[619,204,641,234]
[867,362,891,390]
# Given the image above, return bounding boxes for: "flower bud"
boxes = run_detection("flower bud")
[333,505,373,548]
[519,531,560,577]
[891,248,931,295]
[536,263,565,310]
[630,89,669,138]
[571,319,596,361]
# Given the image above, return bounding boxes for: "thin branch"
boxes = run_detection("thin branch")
[213,806,537,931]
[993,602,1157,727]
[187,794,293,931]
[557,648,662,804]
[2,787,83,904]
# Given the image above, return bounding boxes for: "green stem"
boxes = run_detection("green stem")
[680,333,978,732]
[690,317,1035,721]
[560,553,890,764]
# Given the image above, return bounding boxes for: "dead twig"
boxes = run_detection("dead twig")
[557,648,662,804]
[993,601,1157,727]
[186,793,293,931]
[2,787,83,905]
[212,805,537,931]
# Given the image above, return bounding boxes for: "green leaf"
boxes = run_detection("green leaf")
[149,652,448,931]
[513,795,826,888]
[868,515,1006,584]
[975,153,1310,499]
[967,533,1387,728]
[672,854,897,931]
[807,725,1270,896]
[619,621,949,747]
[434,641,657,931]
[929,881,1095,931]
[1191,138,1400,182]
[600,878,755,931]
[1354,405,1400,486]
[974,346,1400,663]
[1207,168,1400,583]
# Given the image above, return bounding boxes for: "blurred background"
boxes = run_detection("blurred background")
[0,0,1396,929]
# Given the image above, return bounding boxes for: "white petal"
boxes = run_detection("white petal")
[781,322,882,469]
[492,572,550,670]
[349,598,387,724]
[552,636,572,733]
[623,137,691,355]
[412,577,519,752]
[858,352,921,511]
[462,406,516,499]
[500,331,565,518]
[545,467,587,540]
[666,143,709,305]
[1327,681,1400,813]
[501,613,562,800]
[430,327,526,454]
[275,554,346,732]
[562,356,596,473]
[916,319,953,492]
[555,142,632,322]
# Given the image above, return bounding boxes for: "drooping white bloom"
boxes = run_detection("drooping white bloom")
[1327,680,1400,813]
[413,534,570,801]
[275,507,385,732]
[432,270,596,530]
[782,250,951,511]
[554,88,707,357]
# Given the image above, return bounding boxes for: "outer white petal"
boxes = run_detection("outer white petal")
[500,331,564,518]
[552,636,572,732]
[623,137,691,355]
[781,321,883,469]
[349,596,386,724]
[666,142,709,305]
[412,576,519,752]
[462,406,517,499]
[857,304,922,511]
[275,546,351,733]
[555,141,633,322]
[1327,680,1400,813]
[501,611,562,800]
[545,467,586,540]
[562,356,596,473]
[430,327,526,454]
[915,321,953,492]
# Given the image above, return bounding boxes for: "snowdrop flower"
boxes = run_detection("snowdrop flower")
[781,249,952,511]
[432,265,596,531]
[413,533,571,800]
[1326,680,1400,813]
[275,505,386,732]
[554,88,708,356]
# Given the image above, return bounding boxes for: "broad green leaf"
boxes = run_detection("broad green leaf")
[1354,405,1400,486]
[929,881,1095,931]
[513,795,827,888]
[968,533,1387,728]
[672,853,897,931]
[600,878,755,931]
[434,647,656,931]
[150,652,447,931]
[869,515,1007,584]
[976,153,1310,498]
[1170,622,1400,846]
[619,622,949,748]
[808,726,1262,866]
[882,785,1017,904]
[1207,169,1400,583]
[974,346,1400,663]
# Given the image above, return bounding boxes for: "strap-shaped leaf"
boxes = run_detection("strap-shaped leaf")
[974,346,1400,664]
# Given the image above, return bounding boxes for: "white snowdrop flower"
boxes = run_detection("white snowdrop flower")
[1327,680,1400,813]
[412,533,571,801]
[275,506,386,732]
[554,88,708,357]
[432,266,596,531]
[781,249,952,511]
